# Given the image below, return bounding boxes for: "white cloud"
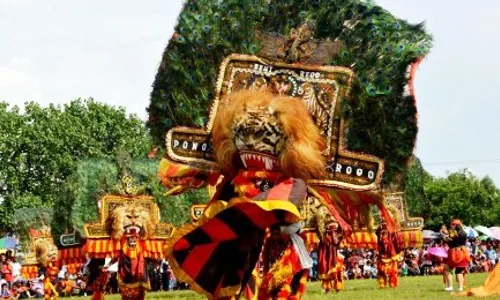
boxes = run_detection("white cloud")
[0,57,32,88]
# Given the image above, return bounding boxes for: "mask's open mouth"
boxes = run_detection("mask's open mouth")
[239,151,278,171]
[125,225,141,247]
[125,225,141,236]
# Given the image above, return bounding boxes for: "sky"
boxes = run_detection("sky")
[1,0,499,185]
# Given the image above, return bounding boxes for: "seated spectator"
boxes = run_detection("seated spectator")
[75,272,87,296]
[28,280,43,298]
[352,263,362,279]
[1,283,11,299]
[400,262,409,276]
[363,261,372,279]
[8,282,21,300]
[408,259,421,276]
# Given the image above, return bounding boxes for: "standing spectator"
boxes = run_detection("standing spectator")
[1,258,13,288]
[161,261,170,291]
[309,251,318,281]
[11,260,21,284]
[168,269,177,290]
[0,254,5,280]
[485,246,497,268]
[149,262,162,292]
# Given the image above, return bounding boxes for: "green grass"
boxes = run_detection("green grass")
[73,274,499,299]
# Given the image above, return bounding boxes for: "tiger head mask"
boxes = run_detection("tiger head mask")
[212,89,326,180]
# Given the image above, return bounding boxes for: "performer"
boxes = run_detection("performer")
[102,206,151,300]
[376,222,400,289]
[33,238,59,300]
[259,224,311,299]
[162,89,326,299]
[317,213,344,293]
[444,219,471,292]
[87,259,109,300]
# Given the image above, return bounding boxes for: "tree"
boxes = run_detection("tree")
[52,157,209,235]
[422,169,500,230]
[13,207,54,248]
[0,99,153,232]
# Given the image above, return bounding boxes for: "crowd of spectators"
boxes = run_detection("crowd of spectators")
[1,236,499,298]
[307,238,500,281]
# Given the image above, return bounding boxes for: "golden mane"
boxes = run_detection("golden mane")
[212,89,326,180]
[33,238,58,266]
[105,204,154,240]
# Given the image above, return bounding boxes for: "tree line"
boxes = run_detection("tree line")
[1,99,499,240]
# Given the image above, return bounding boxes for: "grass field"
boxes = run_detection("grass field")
[75,273,499,299]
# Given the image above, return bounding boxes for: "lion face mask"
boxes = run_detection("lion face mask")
[105,204,153,250]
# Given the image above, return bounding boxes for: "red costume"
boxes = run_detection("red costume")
[43,261,59,300]
[317,223,344,292]
[376,223,400,289]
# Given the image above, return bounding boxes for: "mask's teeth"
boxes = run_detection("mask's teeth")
[240,154,248,168]
[264,157,271,170]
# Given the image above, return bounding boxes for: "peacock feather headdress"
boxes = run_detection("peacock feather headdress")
[149,0,432,184]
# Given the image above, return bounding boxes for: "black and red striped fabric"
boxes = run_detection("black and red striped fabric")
[166,178,306,298]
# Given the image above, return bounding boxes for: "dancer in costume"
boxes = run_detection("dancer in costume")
[162,89,324,299]
[87,259,109,300]
[376,222,400,289]
[259,224,311,300]
[32,229,59,300]
[443,219,471,292]
[103,205,151,300]
[87,204,154,300]
[316,207,344,293]
[84,164,172,300]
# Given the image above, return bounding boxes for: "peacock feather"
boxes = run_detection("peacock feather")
[148,0,432,184]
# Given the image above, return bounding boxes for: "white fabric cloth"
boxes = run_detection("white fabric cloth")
[12,262,22,277]
[280,223,313,269]
[58,265,67,279]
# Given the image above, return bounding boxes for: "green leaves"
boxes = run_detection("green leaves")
[55,158,209,235]
[0,99,153,233]
[417,169,500,230]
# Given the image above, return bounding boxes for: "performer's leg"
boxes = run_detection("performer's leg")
[377,272,387,289]
[334,270,344,292]
[389,272,398,288]
[293,270,308,299]
[321,279,331,292]
[377,262,387,289]
[276,283,292,300]
[444,266,453,290]
[90,291,105,300]
[389,261,399,288]
[456,267,465,291]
